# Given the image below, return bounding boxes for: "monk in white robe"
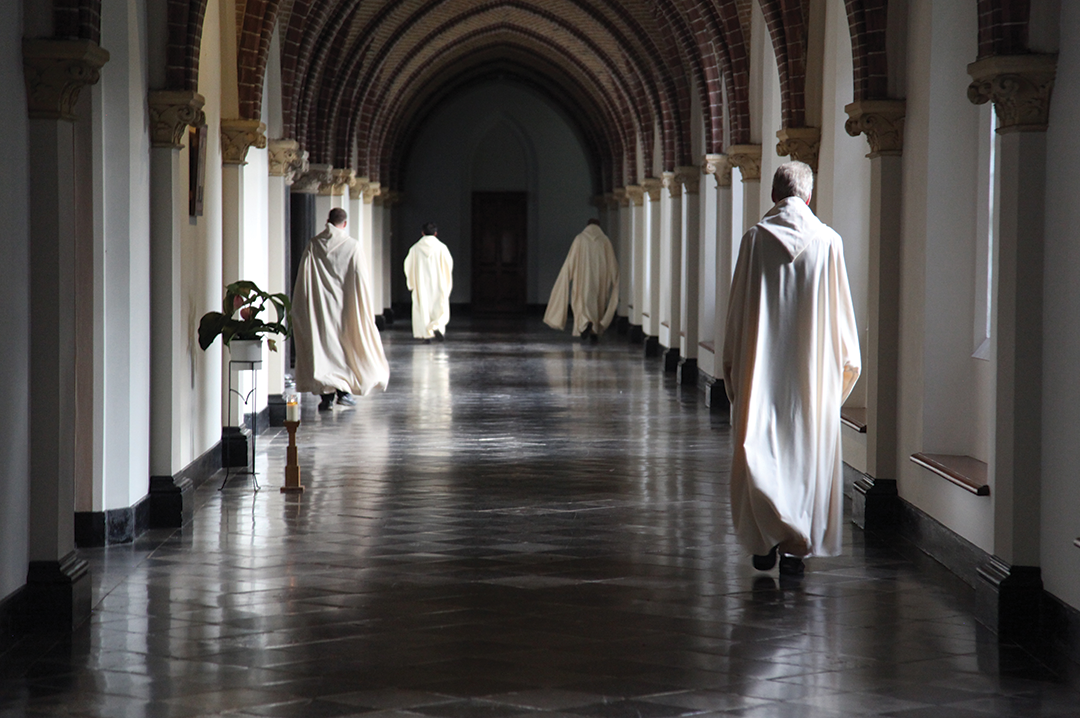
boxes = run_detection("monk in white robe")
[292,208,389,410]
[403,223,454,342]
[543,220,619,341]
[722,162,861,575]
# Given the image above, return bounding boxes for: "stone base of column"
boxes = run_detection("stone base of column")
[617,316,629,335]
[383,308,395,325]
[269,394,286,426]
[149,474,195,529]
[24,551,91,632]
[976,557,1042,643]
[375,315,386,331]
[677,358,698,386]
[663,348,680,373]
[74,497,150,547]
[705,378,730,414]
[644,336,661,357]
[852,476,898,531]
[222,427,249,468]
[629,325,644,344]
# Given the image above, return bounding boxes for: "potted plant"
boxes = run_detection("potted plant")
[198,281,292,364]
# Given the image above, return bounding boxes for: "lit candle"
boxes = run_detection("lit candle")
[286,400,300,422]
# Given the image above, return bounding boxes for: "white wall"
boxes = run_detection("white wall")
[400,80,594,305]
[1041,1,1080,611]
[0,0,31,602]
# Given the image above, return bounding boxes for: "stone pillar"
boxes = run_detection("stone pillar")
[625,185,646,343]
[267,138,306,424]
[642,178,663,356]
[614,188,631,331]
[363,182,382,322]
[844,100,906,531]
[670,166,698,388]
[660,172,682,372]
[220,118,267,429]
[148,90,204,527]
[22,38,108,630]
[380,191,400,320]
[703,154,732,409]
[728,144,763,231]
[967,54,1056,642]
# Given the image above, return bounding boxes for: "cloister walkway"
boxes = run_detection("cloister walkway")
[1,316,1078,717]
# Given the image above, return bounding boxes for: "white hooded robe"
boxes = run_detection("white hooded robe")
[292,222,390,396]
[722,197,861,558]
[543,224,620,335]
[403,235,454,339]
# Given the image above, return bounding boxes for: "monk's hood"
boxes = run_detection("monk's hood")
[579,224,608,242]
[757,197,821,260]
[412,235,443,256]
[314,223,354,252]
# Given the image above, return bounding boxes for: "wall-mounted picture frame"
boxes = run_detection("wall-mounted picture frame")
[189,124,207,217]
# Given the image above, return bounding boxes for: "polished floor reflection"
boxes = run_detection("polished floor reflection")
[2,316,1078,717]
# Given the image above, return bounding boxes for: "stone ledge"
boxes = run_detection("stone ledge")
[910,452,989,496]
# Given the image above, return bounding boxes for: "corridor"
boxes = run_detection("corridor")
[2,318,1077,717]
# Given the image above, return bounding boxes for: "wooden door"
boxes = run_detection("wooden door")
[472,192,527,313]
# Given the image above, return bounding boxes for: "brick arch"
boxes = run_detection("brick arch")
[360,25,639,187]
[165,0,209,92]
[366,28,634,187]
[236,0,281,120]
[310,2,666,172]
[759,0,809,128]
[976,0,1031,58]
[53,0,102,43]
[843,0,889,101]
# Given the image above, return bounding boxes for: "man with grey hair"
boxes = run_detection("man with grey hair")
[722,161,861,577]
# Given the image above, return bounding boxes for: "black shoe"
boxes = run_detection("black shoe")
[318,394,334,411]
[779,555,805,577]
[752,545,778,571]
[336,392,356,407]
[434,330,445,342]
[590,332,599,344]
[581,322,593,343]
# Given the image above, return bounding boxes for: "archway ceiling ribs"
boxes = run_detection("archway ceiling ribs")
[236,0,281,120]
[843,0,889,101]
[165,0,208,92]
[275,0,693,187]
[344,2,666,176]
[380,46,622,191]
[367,27,637,189]
[759,0,810,129]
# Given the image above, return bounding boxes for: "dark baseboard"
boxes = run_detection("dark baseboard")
[23,551,91,632]
[677,357,698,386]
[383,307,395,324]
[269,394,286,426]
[643,335,661,357]
[74,494,151,548]
[0,586,24,645]
[1042,590,1080,667]
[617,316,629,335]
[663,347,680,373]
[629,324,644,344]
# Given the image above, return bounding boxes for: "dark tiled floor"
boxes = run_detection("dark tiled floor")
[2,316,1079,717]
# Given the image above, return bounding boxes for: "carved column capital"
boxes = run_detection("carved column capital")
[268,139,307,183]
[319,168,353,196]
[776,126,821,172]
[967,53,1057,133]
[363,181,382,204]
[291,163,333,194]
[23,39,109,120]
[147,90,205,149]
[221,119,267,165]
[675,166,701,194]
[642,177,663,202]
[701,154,731,187]
[845,100,906,157]
[350,175,371,197]
[613,187,629,207]
[727,144,763,182]
[661,172,680,199]
[382,189,403,206]
[625,185,645,206]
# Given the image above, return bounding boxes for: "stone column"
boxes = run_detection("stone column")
[148,90,204,527]
[844,100,906,531]
[642,178,663,356]
[266,138,306,424]
[372,190,386,325]
[380,191,400,322]
[363,182,382,321]
[728,144,763,231]
[614,188,631,332]
[967,53,1056,641]
[625,185,646,343]
[220,118,267,429]
[22,38,108,630]
[703,154,733,409]
[674,166,700,387]
[660,172,682,372]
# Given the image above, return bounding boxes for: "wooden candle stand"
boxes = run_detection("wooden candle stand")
[281,420,304,493]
